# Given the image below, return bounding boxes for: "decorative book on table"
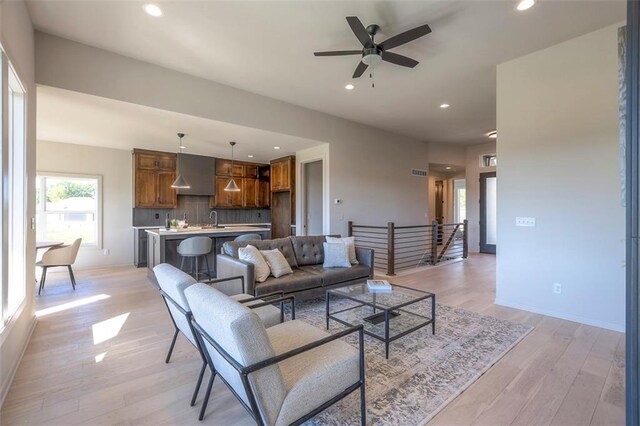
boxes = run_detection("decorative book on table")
[367,280,392,292]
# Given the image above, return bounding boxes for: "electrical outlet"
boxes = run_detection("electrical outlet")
[103,249,110,256]
[515,217,536,227]
[155,213,160,219]
[553,283,562,294]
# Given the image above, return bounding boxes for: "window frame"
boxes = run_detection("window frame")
[35,172,103,250]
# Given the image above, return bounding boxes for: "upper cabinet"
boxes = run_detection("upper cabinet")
[215,159,244,177]
[211,159,270,208]
[271,156,293,191]
[133,149,177,208]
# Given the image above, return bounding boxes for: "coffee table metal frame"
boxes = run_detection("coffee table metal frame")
[326,283,436,359]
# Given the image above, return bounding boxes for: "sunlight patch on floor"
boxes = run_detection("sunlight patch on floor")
[92,312,129,344]
[36,294,111,317]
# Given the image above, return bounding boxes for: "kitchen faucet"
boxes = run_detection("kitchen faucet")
[209,210,218,228]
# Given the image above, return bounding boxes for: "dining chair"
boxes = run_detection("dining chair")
[37,238,82,295]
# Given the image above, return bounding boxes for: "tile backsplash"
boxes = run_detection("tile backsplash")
[133,195,271,226]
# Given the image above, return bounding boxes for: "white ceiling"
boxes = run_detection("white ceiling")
[37,86,322,162]
[28,1,625,145]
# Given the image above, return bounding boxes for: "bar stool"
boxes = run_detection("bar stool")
[177,237,213,281]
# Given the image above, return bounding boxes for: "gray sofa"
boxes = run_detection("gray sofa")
[216,235,374,298]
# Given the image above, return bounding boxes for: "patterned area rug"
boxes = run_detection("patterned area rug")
[293,297,533,426]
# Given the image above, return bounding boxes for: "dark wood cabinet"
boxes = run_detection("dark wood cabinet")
[271,157,292,191]
[243,178,258,208]
[213,176,244,207]
[258,180,270,208]
[215,159,244,177]
[133,149,177,208]
[270,156,295,238]
[210,159,270,208]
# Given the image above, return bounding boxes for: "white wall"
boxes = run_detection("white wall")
[36,32,454,236]
[496,23,625,331]
[36,141,133,269]
[303,160,323,235]
[0,0,36,406]
[465,141,497,253]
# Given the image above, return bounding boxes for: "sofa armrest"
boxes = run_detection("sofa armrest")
[216,254,257,296]
[355,247,374,278]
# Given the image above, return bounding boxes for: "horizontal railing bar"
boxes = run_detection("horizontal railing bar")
[352,225,389,230]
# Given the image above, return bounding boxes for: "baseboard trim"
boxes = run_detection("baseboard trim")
[494,298,625,333]
[0,315,37,409]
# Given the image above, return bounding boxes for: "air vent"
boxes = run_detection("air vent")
[411,169,428,177]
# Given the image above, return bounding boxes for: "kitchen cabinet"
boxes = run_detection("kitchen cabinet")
[215,159,244,177]
[133,149,177,208]
[270,155,295,238]
[243,178,258,208]
[213,176,244,207]
[244,164,258,178]
[258,180,270,208]
[271,156,292,191]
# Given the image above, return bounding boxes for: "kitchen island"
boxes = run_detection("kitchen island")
[146,226,270,281]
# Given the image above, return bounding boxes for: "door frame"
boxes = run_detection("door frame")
[479,172,497,254]
[295,145,330,236]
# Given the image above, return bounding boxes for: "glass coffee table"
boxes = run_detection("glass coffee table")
[326,282,436,358]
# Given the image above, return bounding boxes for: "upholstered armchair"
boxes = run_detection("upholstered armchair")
[37,238,82,295]
[153,263,294,420]
[185,283,366,425]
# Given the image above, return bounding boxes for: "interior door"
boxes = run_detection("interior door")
[479,172,497,254]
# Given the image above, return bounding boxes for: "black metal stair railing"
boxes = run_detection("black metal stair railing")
[349,220,468,275]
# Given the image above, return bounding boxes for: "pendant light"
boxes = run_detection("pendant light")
[171,133,191,189]
[224,141,241,192]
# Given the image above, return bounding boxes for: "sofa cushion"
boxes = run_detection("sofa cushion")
[255,269,323,296]
[305,264,371,287]
[289,236,326,266]
[224,238,298,268]
[261,249,294,278]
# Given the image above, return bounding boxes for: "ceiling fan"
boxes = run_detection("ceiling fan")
[314,16,432,80]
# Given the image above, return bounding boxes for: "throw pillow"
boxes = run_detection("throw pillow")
[326,236,359,265]
[238,245,271,283]
[323,242,351,268]
[260,249,294,278]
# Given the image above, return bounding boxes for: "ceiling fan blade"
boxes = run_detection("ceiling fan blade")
[314,50,362,57]
[346,16,373,48]
[381,51,419,68]
[379,23,432,50]
[353,61,369,78]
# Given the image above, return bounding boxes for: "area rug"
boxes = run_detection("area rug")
[292,297,533,426]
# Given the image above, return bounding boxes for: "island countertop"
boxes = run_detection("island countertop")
[146,226,270,237]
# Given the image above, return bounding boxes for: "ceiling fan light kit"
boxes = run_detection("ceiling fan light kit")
[314,16,432,86]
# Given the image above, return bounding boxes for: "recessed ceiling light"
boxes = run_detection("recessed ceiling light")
[274,146,281,150]
[247,154,254,158]
[516,0,535,11]
[487,130,497,139]
[440,103,450,109]
[143,4,163,17]
[445,166,452,170]
[345,83,355,90]
[180,145,187,149]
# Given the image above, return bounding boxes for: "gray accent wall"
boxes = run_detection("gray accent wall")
[496,23,625,331]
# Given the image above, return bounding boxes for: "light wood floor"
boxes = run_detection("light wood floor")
[0,255,624,425]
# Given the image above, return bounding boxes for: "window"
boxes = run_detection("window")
[36,174,102,248]
[481,154,497,168]
[454,179,467,224]
[2,52,28,324]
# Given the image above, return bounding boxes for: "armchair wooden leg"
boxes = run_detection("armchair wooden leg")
[198,371,216,421]
[38,267,48,295]
[191,361,207,407]
[165,328,179,364]
[67,265,77,290]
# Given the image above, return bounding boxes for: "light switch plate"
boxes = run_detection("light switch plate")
[515,217,536,227]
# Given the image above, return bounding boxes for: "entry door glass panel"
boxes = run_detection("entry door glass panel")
[485,177,497,245]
